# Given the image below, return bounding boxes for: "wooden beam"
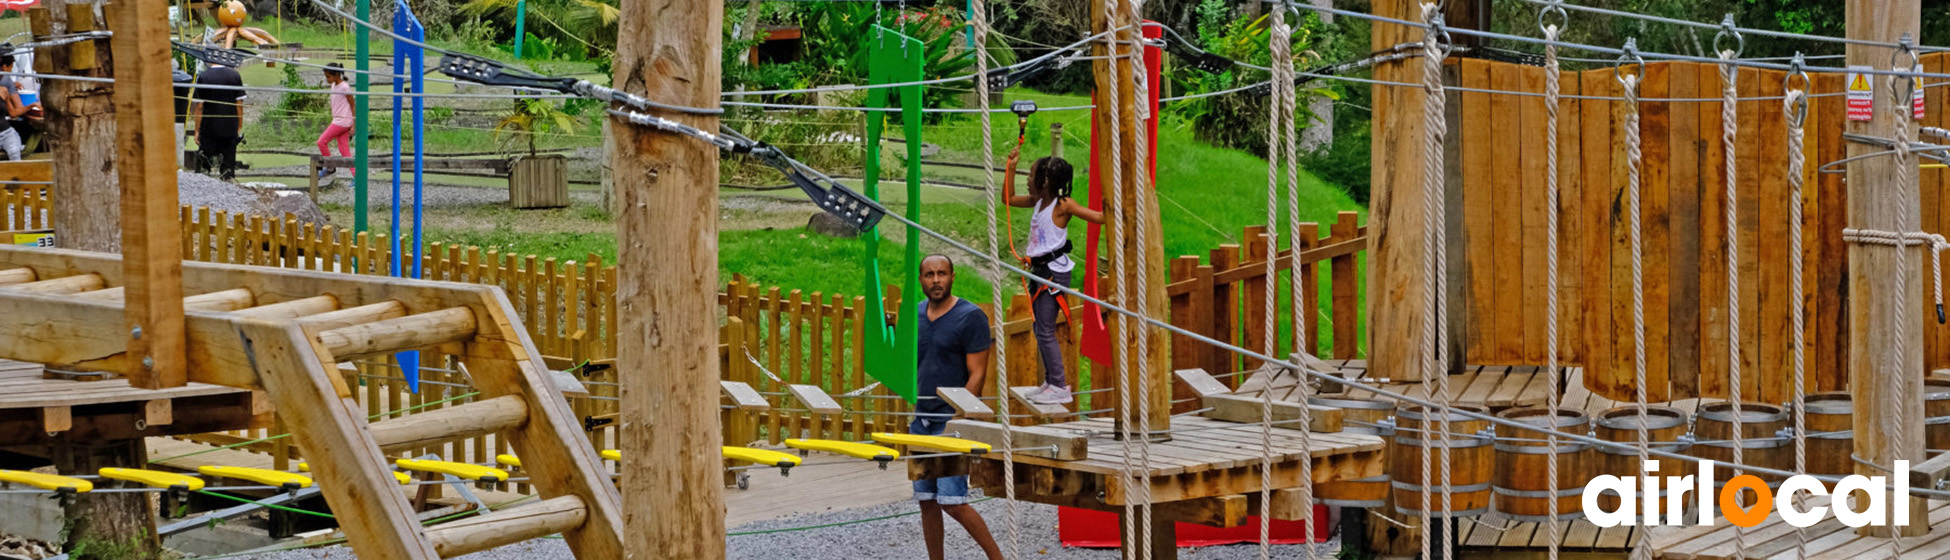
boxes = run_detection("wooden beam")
[108,0,186,389]
[1846,0,1928,535]
[612,0,726,550]
[294,301,408,331]
[0,268,32,286]
[1174,368,1233,398]
[7,273,103,294]
[1092,0,1171,439]
[785,384,842,415]
[231,296,341,319]
[1200,393,1344,432]
[0,160,51,184]
[946,419,1090,460]
[40,405,70,433]
[425,495,587,558]
[367,394,528,454]
[316,307,477,360]
[1368,0,1435,383]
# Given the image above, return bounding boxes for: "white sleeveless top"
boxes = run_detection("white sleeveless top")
[1027,198,1074,273]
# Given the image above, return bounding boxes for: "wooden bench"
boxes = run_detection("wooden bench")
[307,155,513,202]
[308,155,567,209]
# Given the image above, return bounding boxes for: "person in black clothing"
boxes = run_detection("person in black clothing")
[909,254,1005,560]
[189,63,246,181]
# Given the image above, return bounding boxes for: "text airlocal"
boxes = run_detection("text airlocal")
[1583,459,1912,528]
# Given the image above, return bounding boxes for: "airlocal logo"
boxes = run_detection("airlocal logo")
[1582,460,1912,528]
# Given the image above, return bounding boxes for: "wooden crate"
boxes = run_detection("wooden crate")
[509,154,568,209]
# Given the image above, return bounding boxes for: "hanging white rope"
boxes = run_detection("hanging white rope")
[1098,0,1146,553]
[968,0,1022,556]
[1276,7,1318,558]
[1540,4,1567,559]
[1885,40,1920,559]
[1714,19,1750,559]
[1782,54,1812,560]
[1123,0,1162,551]
[1618,40,1655,560]
[1417,4,1453,559]
[1259,13,1292,560]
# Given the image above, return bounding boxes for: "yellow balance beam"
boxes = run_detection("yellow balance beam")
[0,470,91,493]
[496,454,522,468]
[395,459,509,483]
[600,449,621,462]
[99,468,204,491]
[299,462,410,485]
[722,446,804,470]
[870,432,992,455]
[785,439,899,462]
[199,466,313,490]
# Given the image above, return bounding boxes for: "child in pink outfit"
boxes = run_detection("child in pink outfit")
[316,63,354,177]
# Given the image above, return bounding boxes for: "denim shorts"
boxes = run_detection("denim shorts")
[909,417,970,505]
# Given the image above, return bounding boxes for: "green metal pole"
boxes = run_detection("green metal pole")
[352,0,371,239]
[513,0,527,59]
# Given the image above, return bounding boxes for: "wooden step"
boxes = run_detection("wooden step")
[69,287,257,311]
[425,495,587,558]
[231,295,341,319]
[368,395,528,454]
[5,273,102,294]
[317,306,475,360]
[297,301,407,331]
[0,268,33,286]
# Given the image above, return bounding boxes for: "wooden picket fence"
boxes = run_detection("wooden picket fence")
[2,185,48,232]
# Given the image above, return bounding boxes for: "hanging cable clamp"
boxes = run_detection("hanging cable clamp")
[1713,14,1744,58]
[1536,1,1567,36]
[172,41,251,69]
[1894,33,1921,115]
[437,52,579,92]
[1784,53,1810,128]
[750,147,886,232]
[1614,38,1644,87]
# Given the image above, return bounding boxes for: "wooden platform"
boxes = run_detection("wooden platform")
[1648,496,1950,559]
[970,414,1385,506]
[0,359,264,447]
[1455,512,1641,554]
[1241,359,1558,411]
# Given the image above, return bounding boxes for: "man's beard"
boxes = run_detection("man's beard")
[927,284,954,303]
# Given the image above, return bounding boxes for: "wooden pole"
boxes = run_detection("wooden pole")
[610,0,725,553]
[109,0,185,389]
[35,0,118,252]
[1092,0,1170,439]
[1366,0,1432,383]
[1845,0,1928,536]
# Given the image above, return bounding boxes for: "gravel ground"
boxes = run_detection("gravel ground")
[235,498,1341,560]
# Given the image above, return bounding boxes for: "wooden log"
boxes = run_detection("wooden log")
[316,307,477,360]
[1199,393,1343,433]
[295,301,407,331]
[426,495,587,558]
[946,419,1089,460]
[6,273,104,294]
[0,268,33,286]
[368,395,529,454]
[182,288,255,312]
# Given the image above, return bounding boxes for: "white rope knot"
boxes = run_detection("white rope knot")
[1840,228,1949,313]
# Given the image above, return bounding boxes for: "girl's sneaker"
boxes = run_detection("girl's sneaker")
[1028,384,1073,405]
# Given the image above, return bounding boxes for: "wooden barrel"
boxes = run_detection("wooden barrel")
[1310,397,1395,436]
[1692,401,1789,483]
[1593,406,1691,513]
[1391,405,1492,517]
[1319,423,1391,507]
[1926,379,1950,454]
[1802,393,1853,477]
[1492,407,1591,522]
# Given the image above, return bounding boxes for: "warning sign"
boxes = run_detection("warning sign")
[1848,66,1874,121]
[1916,76,1927,120]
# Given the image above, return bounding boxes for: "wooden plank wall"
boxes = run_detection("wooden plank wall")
[1445,56,1950,402]
[1,186,49,232]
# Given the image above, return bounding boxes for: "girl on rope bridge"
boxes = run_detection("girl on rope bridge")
[1001,146,1103,405]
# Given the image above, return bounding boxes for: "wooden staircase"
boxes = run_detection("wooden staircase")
[0,245,624,559]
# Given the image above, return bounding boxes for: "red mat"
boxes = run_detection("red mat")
[1056,506,1329,548]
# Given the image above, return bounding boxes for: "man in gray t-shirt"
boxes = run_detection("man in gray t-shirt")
[0,55,31,161]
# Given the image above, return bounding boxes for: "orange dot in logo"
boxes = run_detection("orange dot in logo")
[1720,475,1774,528]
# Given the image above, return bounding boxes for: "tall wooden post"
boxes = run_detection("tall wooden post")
[1092,0,1170,438]
[109,0,185,390]
[1366,0,1433,382]
[611,0,725,554]
[1845,0,1928,536]
[34,0,118,252]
